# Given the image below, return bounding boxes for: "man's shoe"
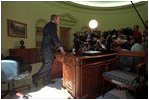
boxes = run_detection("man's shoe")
[49,80,56,84]
[42,80,56,86]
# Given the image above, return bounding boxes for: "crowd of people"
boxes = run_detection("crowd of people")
[73,24,148,54]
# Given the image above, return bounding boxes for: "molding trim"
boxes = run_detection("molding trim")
[59,13,78,27]
[61,1,147,10]
[59,13,78,23]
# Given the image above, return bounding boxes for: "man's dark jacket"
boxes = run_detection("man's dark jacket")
[41,21,61,52]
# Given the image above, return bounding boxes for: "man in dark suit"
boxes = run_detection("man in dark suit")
[32,14,65,86]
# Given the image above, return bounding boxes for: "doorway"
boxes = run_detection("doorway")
[60,27,71,50]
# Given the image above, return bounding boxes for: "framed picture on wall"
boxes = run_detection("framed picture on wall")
[7,19,27,38]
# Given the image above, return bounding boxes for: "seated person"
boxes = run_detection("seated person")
[131,39,144,72]
[131,40,144,51]
[121,37,135,50]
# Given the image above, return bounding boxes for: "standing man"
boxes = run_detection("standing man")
[133,25,142,43]
[32,14,65,86]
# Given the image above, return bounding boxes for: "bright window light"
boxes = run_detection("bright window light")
[89,19,98,29]
[19,78,71,99]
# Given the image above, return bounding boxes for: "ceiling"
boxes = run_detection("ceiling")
[71,1,141,7]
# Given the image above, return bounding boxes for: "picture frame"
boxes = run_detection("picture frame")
[7,19,27,38]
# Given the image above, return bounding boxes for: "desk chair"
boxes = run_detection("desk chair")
[102,51,147,98]
[1,59,32,98]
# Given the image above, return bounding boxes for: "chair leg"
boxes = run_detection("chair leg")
[1,91,9,98]
[1,83,31,98]
[1,82,15,98]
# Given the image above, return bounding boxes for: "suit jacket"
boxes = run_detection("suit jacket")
[41,21,61,53]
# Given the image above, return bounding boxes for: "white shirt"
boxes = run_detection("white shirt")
[131,43,144,51]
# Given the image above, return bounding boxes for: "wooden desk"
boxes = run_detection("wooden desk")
[51,53,64,79]
[62,52,118,98]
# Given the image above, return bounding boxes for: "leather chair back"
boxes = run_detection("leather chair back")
[1,60,18,82]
